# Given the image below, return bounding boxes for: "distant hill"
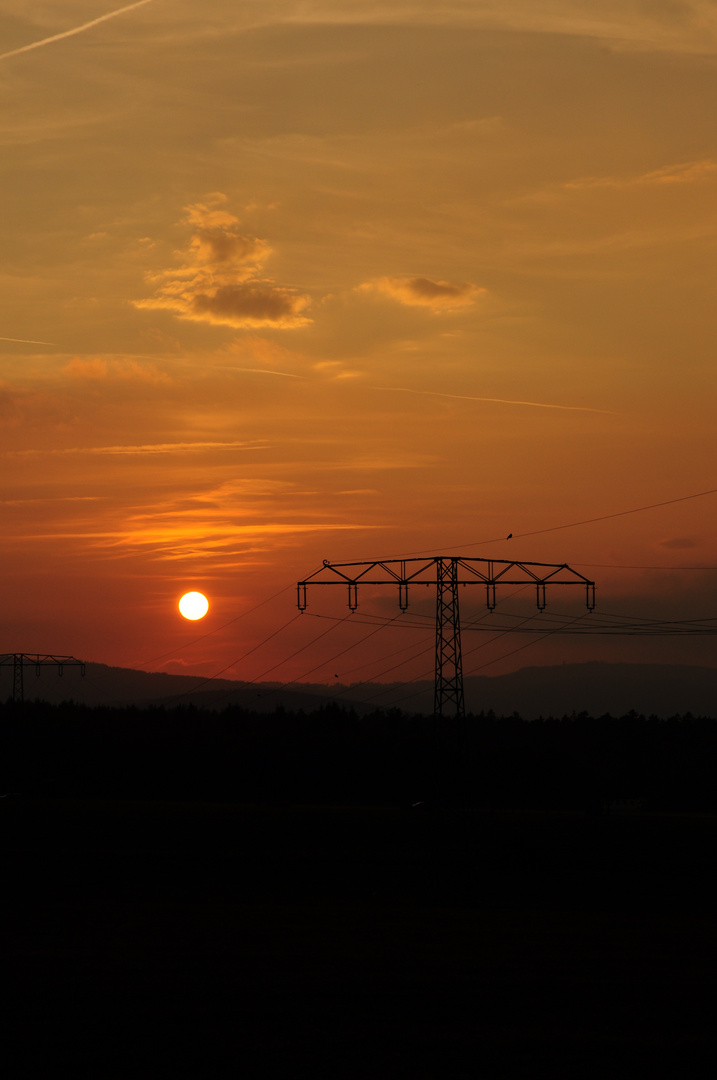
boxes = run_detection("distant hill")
[5,662,347,714]
[336,662,717,718]
[466,662,717,719]
[6,659,716,718]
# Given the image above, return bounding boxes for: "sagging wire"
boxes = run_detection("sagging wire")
[196,611,367,710]
[134,568,325,670]
[158,612,303,704]
[464,610,592,676]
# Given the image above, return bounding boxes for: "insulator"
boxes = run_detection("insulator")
[297,583,307,611]
[399,583,409,610]
[536,584,546,611]
[486,583,496,611]
[587,583,596,611]
[348,583,358,610]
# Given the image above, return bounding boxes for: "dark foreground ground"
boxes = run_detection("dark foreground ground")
[4,800,717,1079]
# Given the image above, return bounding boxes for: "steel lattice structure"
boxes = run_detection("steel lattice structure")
[0,653,86,705]
[298,557,596,718]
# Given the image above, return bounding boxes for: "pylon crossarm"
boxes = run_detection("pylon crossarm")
[298,555,597,722]
[455,558,593,587]
[0,654,85,667]
[298,557,595,597]
[299,558,439,586]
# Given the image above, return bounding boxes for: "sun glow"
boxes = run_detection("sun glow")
[178,591,209,620]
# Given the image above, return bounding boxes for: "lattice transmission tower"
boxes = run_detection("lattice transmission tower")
[0,654,86,705]
[298,557,595,718]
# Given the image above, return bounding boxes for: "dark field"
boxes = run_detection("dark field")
[5,798,717,1079]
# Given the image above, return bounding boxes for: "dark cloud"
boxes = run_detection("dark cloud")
[658,536,699,549]
[360,275,486,310]
[134,195,311,329]
[190,283,310,326]
[190,227,270,266]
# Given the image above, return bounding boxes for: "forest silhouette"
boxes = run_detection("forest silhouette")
[5,697,717,1077]
[3,698,716,812]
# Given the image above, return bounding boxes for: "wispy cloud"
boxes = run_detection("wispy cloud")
[370,385,618,415]
[359,276,486,311]
[0,1,154,62]
[564,159,717,192]
[134,194,312,330]
[244,1,717,55]
[9,522,381,563]
[62,356,171,384]
[0,496,103,506]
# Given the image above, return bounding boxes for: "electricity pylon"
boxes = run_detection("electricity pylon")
[0,654,86,705]
[298,557,595,718]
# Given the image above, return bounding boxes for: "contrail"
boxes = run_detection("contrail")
[0,336,60,346]
[0,1,154,61]
[369,385,618,415]
[231,367,304,379]
[6,440,270,458]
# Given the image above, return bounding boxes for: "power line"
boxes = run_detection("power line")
[158,613,302,704]
[135,579,301,669]
[238,615,405,710]
[375,611,545,709]
[295,586,540,703]
[292,615,402,684]
[465,612,591,675]
[187,612,367,710]
[374,485,717,559]
[251,614,352,683]
[336,624,436,679]
[297,601,717,638]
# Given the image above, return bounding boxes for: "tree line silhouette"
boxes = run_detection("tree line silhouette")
[2,698,716,812]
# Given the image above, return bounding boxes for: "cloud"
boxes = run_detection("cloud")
[134,196,311,329]
[1,496,103,506]
[658,536,699,550]
[0,384,21,419]
[360,276,486,311]
[564,159,717,192]
[0,1,154,62]
[63,356,171,384]
[239,1,717,55]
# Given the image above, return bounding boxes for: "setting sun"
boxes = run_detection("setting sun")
[178,592,209,621]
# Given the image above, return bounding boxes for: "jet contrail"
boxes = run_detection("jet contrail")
[0,1,154,61]
[369,385,618,415]
[7,439,269,458]
[0,336,60,346]
[231,367,304,379]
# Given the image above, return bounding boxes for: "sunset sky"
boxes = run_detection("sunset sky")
[2,0,717,689]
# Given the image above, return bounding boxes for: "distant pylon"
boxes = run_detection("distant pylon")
[0,654,86,705]
[297,556,596,719]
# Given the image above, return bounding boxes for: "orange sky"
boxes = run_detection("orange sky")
[2,1,717,687]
